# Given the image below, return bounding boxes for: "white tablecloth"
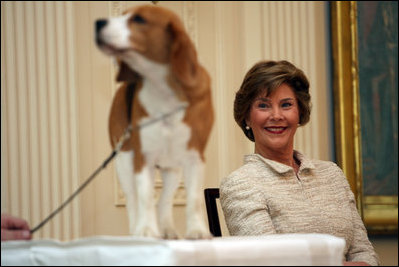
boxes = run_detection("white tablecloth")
[1,233,345,266]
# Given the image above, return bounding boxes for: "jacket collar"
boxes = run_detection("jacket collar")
[244,150,315,174]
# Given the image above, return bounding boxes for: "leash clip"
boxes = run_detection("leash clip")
[114,125,132,153]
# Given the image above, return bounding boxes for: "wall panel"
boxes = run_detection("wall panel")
[1,1,80,240]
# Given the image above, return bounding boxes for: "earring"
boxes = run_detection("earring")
[245,125,250,130]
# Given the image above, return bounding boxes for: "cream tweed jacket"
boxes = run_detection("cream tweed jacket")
[220,151,379,266]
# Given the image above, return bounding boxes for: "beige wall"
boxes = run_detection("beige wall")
[1,1,80,240]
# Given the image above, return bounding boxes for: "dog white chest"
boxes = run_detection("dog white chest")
[138,75,191,167]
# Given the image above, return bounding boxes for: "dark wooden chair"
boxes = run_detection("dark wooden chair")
[204,188,222,237]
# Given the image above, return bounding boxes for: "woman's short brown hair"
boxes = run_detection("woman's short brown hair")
[234,60,312,142]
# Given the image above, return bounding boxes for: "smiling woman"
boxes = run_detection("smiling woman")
[220,60,380,266]
[233,60,311,144]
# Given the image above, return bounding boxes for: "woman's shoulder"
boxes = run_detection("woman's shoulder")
[306,158,350,187]
[295,151,338,170]
[221,161,256,186]
[220,157,268,204]
[295,151,348,183]
[310,158,345,176]
[311,158,340,170]
[220,155,268,189]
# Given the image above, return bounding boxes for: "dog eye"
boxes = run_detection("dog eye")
[130,14,146,24]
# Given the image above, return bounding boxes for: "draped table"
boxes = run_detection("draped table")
[1,233,345,266]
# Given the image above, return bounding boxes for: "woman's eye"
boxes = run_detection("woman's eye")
[282,102,292,108]
[258,103,268,109]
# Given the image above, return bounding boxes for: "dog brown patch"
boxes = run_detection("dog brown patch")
[108,81,148,173]
[182,69,214,161]
[130,86,148,173]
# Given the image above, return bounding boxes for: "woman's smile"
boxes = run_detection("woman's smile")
[264,126,287,134]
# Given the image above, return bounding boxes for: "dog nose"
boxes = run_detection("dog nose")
[96,19,108,33]
[95,19,108,45]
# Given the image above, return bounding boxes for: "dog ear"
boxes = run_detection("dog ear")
[168,20,199,88]
[116,60,141,83]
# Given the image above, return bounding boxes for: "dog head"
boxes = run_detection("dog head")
[96,5,200,87]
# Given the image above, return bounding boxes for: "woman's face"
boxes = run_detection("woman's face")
[246,83,300,155]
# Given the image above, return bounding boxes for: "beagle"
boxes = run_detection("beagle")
[95,5,214,239]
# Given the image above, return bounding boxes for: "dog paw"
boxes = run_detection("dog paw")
[134,226,161,238]
[162,229,180,240]
[185,229,212,240]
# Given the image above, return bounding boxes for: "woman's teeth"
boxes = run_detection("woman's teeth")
[265,127,286,133]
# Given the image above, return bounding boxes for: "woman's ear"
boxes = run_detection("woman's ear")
[245,119,251,128]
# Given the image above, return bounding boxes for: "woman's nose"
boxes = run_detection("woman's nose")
[270,107,283,120]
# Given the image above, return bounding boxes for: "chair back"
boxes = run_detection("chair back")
[204,188,222,237]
